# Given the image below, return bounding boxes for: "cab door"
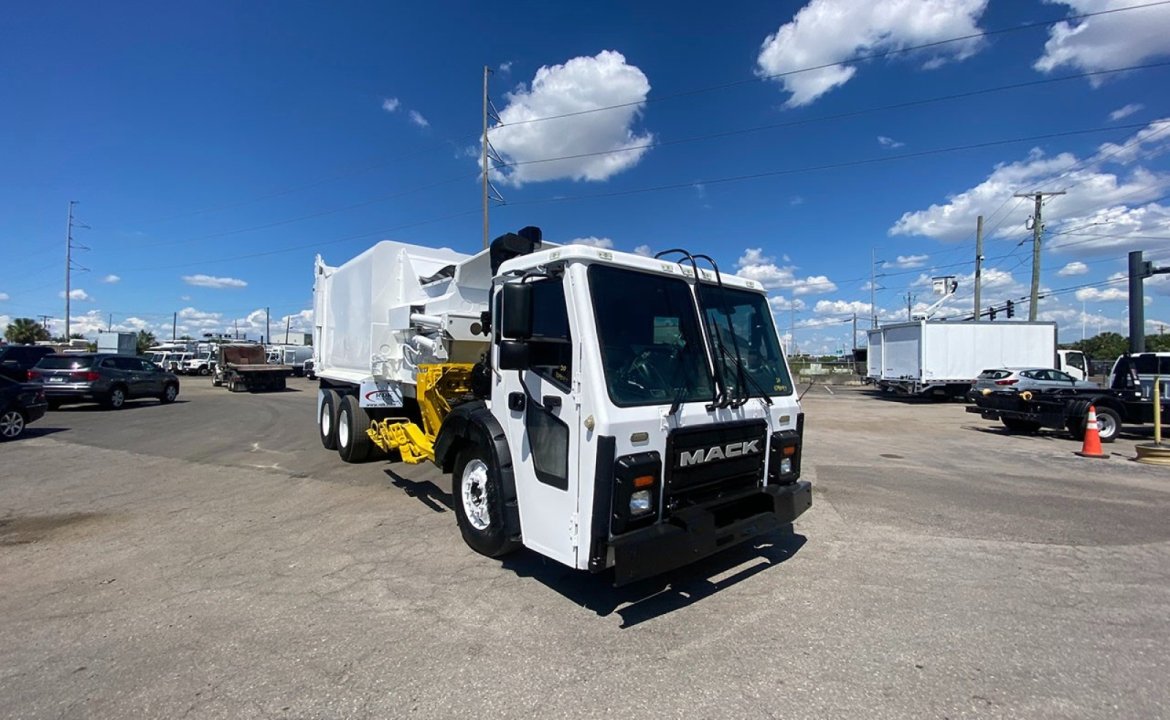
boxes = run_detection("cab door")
[494,274,581,566]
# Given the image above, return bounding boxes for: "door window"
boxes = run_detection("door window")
[112,357,138,371]
[101,358,119,369]
[527,278,573,390]
[1066,353,1085,372]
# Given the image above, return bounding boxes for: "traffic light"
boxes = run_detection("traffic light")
[1006,300,1015,318]
[988,307,997,320]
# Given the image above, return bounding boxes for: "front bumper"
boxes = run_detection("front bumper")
[608,481,812,586]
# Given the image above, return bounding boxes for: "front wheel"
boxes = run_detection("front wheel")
[0,409,26,440]
[159,383,179,404]
[452,442,520,558]
[104,386,127,410]
[1094,407,1121,443]
[199,366,210,376]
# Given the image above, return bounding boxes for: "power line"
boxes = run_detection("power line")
[489,1,1170,130]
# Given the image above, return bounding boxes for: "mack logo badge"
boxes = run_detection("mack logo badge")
[679,440,760,467]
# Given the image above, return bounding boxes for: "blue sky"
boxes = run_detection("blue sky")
[2,0,1168,352]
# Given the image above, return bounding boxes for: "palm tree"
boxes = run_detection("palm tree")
[4,318,50,344]
[135,330,157,355]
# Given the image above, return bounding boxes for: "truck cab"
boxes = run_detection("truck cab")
[314,230,810,584]
[1056,349,1089,381]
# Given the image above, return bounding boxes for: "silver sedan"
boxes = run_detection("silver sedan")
[971,367,1099,398]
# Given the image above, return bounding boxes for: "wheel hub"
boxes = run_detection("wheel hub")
[461,459,491,531]
[1,410,24,438]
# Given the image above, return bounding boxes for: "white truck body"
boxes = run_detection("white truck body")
[96,331,137,355]
[867,321,1059,397]
[312,231,811,585]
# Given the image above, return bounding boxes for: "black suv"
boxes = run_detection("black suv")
[31,353,180,409]
[0,345,56,382]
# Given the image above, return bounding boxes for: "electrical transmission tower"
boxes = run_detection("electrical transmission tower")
[64,201,90,340]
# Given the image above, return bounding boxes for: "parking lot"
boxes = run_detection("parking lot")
[3,378,1169,719]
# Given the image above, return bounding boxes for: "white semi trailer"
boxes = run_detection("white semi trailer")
[867,320,1088,399]
[313,226,811,585]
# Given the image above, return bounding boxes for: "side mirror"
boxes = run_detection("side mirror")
[498,340,530,371]
[500,283,533,339]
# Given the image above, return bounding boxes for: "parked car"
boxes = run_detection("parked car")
[0,375,47,440]
[30,353,181,409]
[164,352,192,373]
[970,367,1099,398]
[0,345,56,382]
[182,351,215,376]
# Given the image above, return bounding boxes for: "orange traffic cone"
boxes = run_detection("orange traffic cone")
[1075,405,1109,459]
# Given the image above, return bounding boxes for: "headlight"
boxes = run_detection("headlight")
[629,490,652,515]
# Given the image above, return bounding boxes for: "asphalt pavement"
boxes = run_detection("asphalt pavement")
[2,378,1169,718]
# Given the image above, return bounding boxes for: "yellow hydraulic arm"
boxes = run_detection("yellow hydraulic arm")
[367,363,473,464]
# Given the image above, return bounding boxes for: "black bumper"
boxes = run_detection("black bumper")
[608,481,812,586]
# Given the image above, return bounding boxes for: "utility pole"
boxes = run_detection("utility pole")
[107,313,112,332]
[870,248,878,328]
[974,215,983,318]
[265,307,271,346]
[172,311,177,342]
[904,292,915,321]
[38,315,52,335]
[1014,191,1065,321]
[851,313,858,354]
[789,306,796,356]
[285,316,291,345]
[482,65,491,249]
[234,318,239,340]
[64,201,76,339]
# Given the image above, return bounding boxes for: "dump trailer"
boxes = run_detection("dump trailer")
[313,226,811,585]
[867,320,1064,399]
[213,343,291,392]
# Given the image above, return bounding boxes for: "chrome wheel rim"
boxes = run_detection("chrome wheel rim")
[0,410,24,438]
[165,386,177,402]
[321,403,332,437]
[1097,413,1117,440]
[461,459,491,530]
[111,389,124,408]
[338,410,350,448]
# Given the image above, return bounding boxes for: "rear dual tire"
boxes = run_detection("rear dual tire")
[337,395,379,463]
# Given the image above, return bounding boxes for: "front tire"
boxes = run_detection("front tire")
[104,386,127,410]
[0,409,26,440]
[1094,407,1121,443]
[452,442,520,558]
[319,389,340,450]
[159,383,179,404]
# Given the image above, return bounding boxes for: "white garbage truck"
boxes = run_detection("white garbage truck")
[312,226,811,585]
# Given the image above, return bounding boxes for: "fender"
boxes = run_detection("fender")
[434,401,521,541]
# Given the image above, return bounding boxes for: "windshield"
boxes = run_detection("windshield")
[698,284,794,398]
[589,265,715,407]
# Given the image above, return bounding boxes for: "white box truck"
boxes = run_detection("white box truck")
[867,321,1087,399]
[313,226,811,585]
[96,331,137,355]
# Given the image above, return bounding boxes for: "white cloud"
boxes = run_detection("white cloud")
[182,274,247,289]
[789,196,805,206]
[1058,261,1089,276]
[755,0,988,107]
[878,135,905,149]
[408,110,429,128]
[101,274,120,284]
[1048,202,1170,255]
[569,236,614,249]
[1075,286,1127,302]
[814,299,873,315]
[0,292,8,301]
[499,61,513,74]
[890,120,1170,243]
[487,50,654,186]
[1034,0,1170,78]
[793,275,837,296]
[1109,103,1143,121]
[769,296,807,312]
[891,254,928,269]
[180,295,191,301]
[381,97,400,113]
[633,244,652,257]
[58,288,92,301]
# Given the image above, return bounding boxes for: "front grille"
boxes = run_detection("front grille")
[664,420,767,508]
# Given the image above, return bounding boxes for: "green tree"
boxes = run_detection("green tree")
[4,318,51,344]
[135,330,157,355]
[1146,334,1170,352]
